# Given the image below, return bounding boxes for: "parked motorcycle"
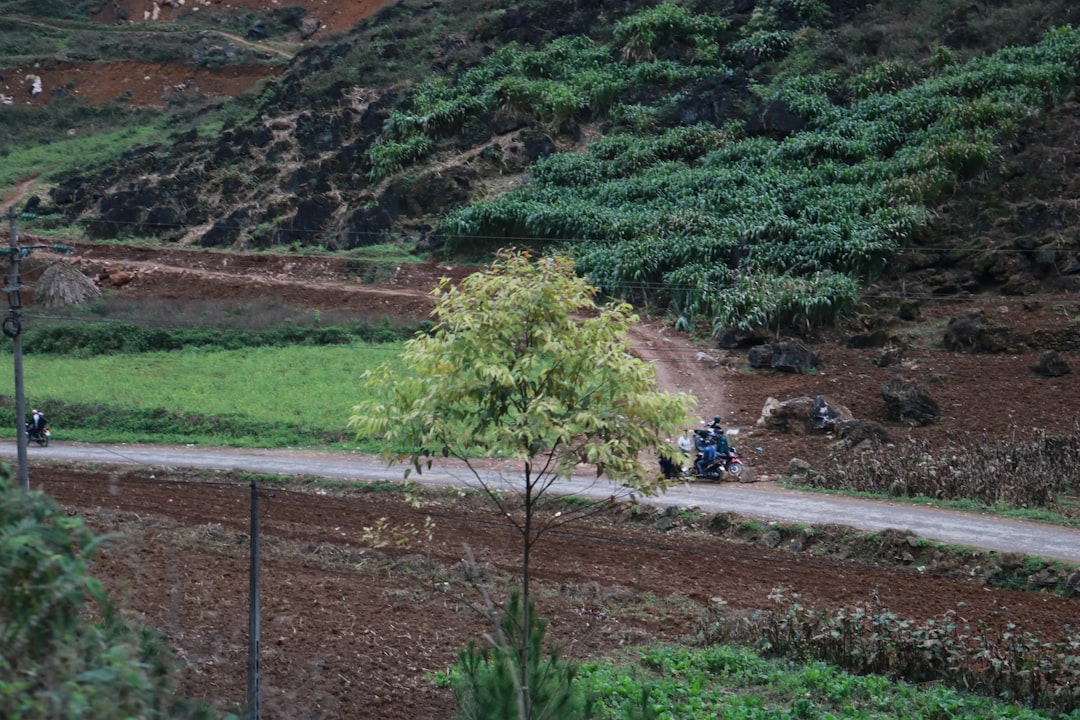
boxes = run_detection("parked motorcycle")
[26,423,51,447]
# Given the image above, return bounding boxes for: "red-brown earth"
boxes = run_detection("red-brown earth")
[10,237,1080,719]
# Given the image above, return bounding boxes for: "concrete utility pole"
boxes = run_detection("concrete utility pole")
[5,208,29,489]
[248,477,264,720]
[2,206,67,490]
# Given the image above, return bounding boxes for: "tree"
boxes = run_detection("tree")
[350,250,695,719]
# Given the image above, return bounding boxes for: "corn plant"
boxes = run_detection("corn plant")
[810,425,1080,511]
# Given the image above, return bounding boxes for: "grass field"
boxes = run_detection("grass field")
[0,342,403,447]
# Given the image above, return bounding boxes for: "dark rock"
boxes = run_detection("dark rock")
[294,112,349,156]
[897,300,921,321]
[669,74,750,127]
[835,419,894,449]
[943,310,1010,353]
[874,346,904,367]
[748,340,821,373]
[1032,350,1071,378]
[846,330,889,349]
[247,19,270,40]
[285,198,335,244]
[758,395,815,434]
[383,168,473,217]
[143,206,181,235]
[787,457,814,475]
[654,513,675,532]
[345,203,395,248]
[715,326,769,349]
[298,16,322,39]
[757,529,782,549]
[746,99,806,140]
[881,377,940,426]
[199,208,251,248]
[521,131,556,162]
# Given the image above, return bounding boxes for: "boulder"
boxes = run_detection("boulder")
[748,340,821,373]
[758,394,850,434]
[846,330,889,349]
[834,419,895,451]
[943,310,1010,353]
[298,16,322,39]
[1032,350,1071,378]
[811,395,853,430]
[874,346,904,367]
[881,377,940,426]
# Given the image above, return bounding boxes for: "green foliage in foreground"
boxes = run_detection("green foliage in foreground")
[442,633,1071,720]
[745,592,1080,716]
[579,644,1076,719]
[449,592,590,720]
[0,342,402,447]
[0,470,221,719]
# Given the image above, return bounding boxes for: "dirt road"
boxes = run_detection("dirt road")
[8,440,1080,562]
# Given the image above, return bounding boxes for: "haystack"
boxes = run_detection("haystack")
[35,261,101,310]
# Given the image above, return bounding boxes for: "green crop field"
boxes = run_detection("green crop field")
[0,342,403,447]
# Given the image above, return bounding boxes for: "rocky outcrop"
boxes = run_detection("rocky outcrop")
[757,394,852,434]
[881,377,940,426]
[943,310,1011,353]
[747,340,821,373]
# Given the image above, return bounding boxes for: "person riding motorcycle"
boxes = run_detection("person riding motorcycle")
[27,409,47,438]
[708,414,731,459]
[694,427,717,475]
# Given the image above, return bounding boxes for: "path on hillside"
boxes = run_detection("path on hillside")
[7,441,1080,562]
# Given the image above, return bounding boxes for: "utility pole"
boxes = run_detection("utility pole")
[4,208,28,490]
[248,477,264,720]
[3,206,68,490]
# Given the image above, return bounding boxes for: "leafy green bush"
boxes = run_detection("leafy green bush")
[0,471,218,719]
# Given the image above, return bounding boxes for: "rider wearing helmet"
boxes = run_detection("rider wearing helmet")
[708,414,730,457]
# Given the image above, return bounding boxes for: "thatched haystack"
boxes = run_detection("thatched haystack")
[36,261,101,309]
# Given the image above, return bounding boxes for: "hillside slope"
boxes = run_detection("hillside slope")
[8,0,1079,334]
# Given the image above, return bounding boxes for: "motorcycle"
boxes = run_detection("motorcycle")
[688,427,744,481]
[26,423,51,447]
[691,446,743,481]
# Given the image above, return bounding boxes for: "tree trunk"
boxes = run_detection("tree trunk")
[519,463,533,720]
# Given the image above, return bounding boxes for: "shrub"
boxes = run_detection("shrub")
[0,471,216,719]
[448,591,591,720]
